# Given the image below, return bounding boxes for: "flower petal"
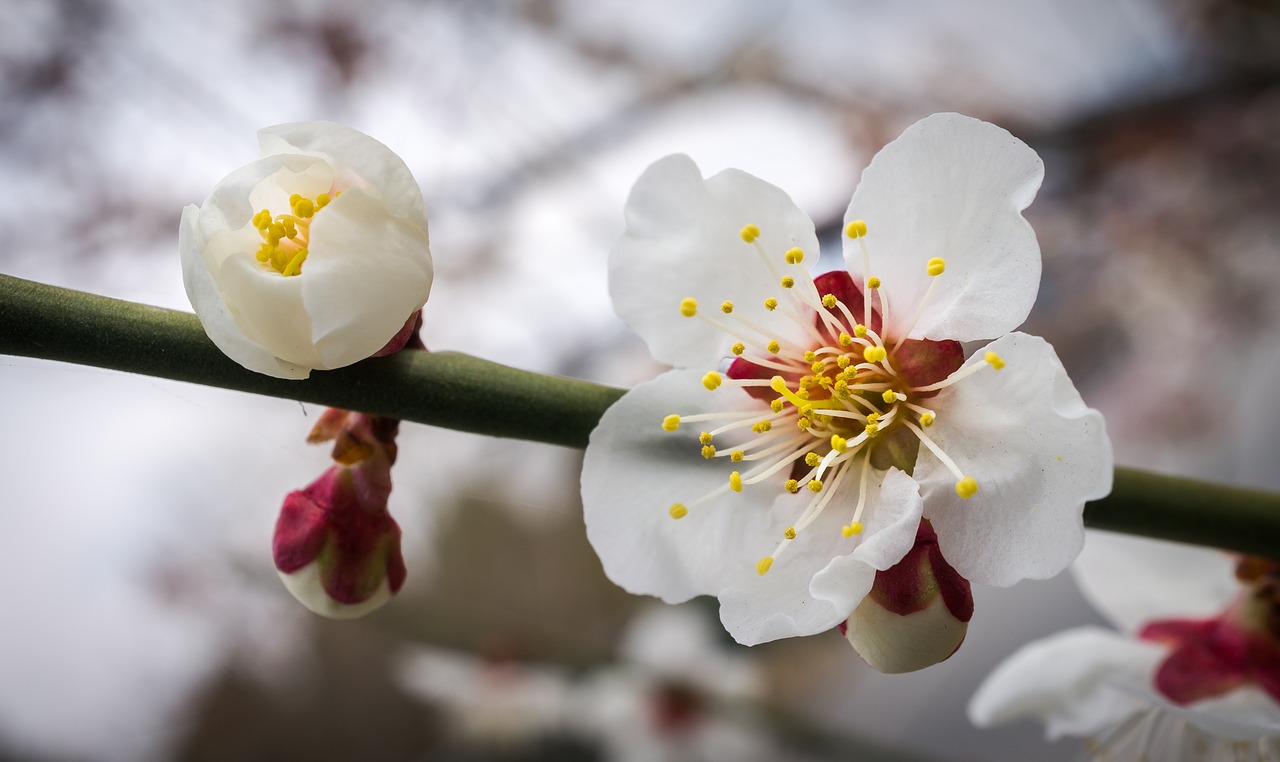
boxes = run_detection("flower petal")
[258,121,429,232]
[917,332,1113,587]
[303,187,433,369]
[1072,532,1238,634]
[179,205,310,379]
[718,467,923,645]
[610,154,819,369]
[1161,687,1280,739]
[844,113,1043,343]
[214,250,323,369]
[968,627,1163,740]
[583,368,782,604]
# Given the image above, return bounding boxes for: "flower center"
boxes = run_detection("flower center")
[252,191,336,277]
[662,221,1005,576]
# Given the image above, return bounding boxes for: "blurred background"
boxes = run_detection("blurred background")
[2,0,1280,759]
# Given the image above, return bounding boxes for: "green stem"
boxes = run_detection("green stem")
[4,273,1280,559]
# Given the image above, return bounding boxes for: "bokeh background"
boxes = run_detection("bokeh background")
[3,0,1280,760]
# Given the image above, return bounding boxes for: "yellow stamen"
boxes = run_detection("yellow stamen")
[699,432,713,445]
[784,479,800,493]
[841,522,864,538]
[845,219,868,238]
[669,503,688,519]
[831,435,848,453]
[702,372,722,390]
[766,340,781,354]
[926,257,946,277]
[756,557,774,576]
[956,476,979,499]
[780,276,795,289]
[808,479,823,493]
[680,297,698,317]
[662,414,681,432]
[919,412,935,427]
[853,324,868,338]
[784,526,797,540]
[701,445,717,459]
[867,276,881,289]
[882,389,898,404]
[985,351,1005,370]
[730,450,745,462]
[741,224,761,242]
[730,472,743,492]
[785,247,804,264]
[805,452,822,467]
[721,300,734,314]
[764,298,779,311]
[822,294,838,308]
[731,342,745,355]
[863,346,887,363]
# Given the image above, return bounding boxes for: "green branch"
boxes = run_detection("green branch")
[4,273,1280,559]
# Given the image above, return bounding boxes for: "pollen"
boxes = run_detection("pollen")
[701,445,717,459]
[315,193,331,208]
[836,355,851,368]
[797,417,811,430]
[784,526,797,540]
[785,247,804,264]
[822,294,838,309]
[680,297,698,317]
[702,372,722,390]
[766,340,781,354]
[731,342,745,355]
[756,557,774,576]
[752,420,772,433]
[784,479,800,493]
[839,333,853,347]
[808,479,823,493]
[669,503,688,519]
[764,297,779,311]
[780,276,795,289]
[730,471,743,492]
[853,324,868,338]
[867,276,881,290]
[771,398,785,413]
[804,350,817,362]
[730,450,745,462]
[699,432,713,445]
[845,219,868,238]
[955,476,979,499]
[831,435,848,452]
[863,346,887,363]
[865,423,879,437]
[811,361,825,373]
[926,257,946,277]
[984,351,1006,370]
[919,412,935,427]
[882,389,899,404]
[740,224,761,242]
[805,452,822,467]
[662,414,681,432]
[841,522,864,538]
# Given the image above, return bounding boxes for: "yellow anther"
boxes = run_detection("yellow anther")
[702,372,722,390]
[266,223,286,246]
[842,522,864,538]
[780,276,795,289]
[784,479,800,493]
[985,351,1006,370]
[753,421,772,433]
[799,403,815,418]
[766,340,781,354]
[740,224,761,242]
[784,526,797,540]
[315,193,331,208]
[956,476,979,499]
[281,218,298,238]
[805,452,822,467]
[731,342,745,356]
[863,346,887,363]
[252,209,273,230]
[926,257,946,277]
[730,450,745,462]
[839,333,853,347]
[865,423,879,437]
[756,557,774,576]
[798,376,814,391]
[701,445,717,459]
[868,276,882,289]
[833,379,849,397]
[831,435,848,453]
[679,297,698,317]
[699,432,713,445]
[289,193,302,207]
[845,219,868,238]
[281,249,308,277]
[836,356,851,369]
[669,503,688,520]
[803,350,817,362]
[763,297,779,311]
[721,300,734,314]
[797,389,811,400]
[854,324,868,338]
[771,398,785,413]
[255,243,273,262]
[882,389,899,404]
[808,479,823,493]
[811,361,825,374]
[920,412,935,427]
[797,417,811,430]
[661,415,681,432]
[292,197,315,218]
[730,471,743,492]
[785,247,805,264]
[822,294,838,308]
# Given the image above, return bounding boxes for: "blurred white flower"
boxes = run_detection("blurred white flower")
[969,533,1280,760]
[582,113,1113,649]
[180,121,433,379]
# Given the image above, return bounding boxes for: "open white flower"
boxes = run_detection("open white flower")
[582,113,1113,647]
[969,533,1280,760]
[180,121,433,379]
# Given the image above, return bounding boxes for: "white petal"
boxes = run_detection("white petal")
[719,466,922,645]
[1168,688,1280,739]
[258,121,429,232]
[302,187,433,369]
[278,563,393,620]
[215,253,323,369]
[179,205,309,379]
[968,627,1163,740]
[582,369,782,604]
[609,154,819,369]
[844,113,1043,343]
[917,332,1113,587]
[1072,532,1238,634]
